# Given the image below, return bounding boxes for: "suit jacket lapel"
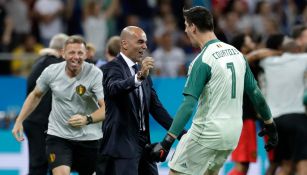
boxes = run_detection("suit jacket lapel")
[118,55,140,122]
[118,55,132,77]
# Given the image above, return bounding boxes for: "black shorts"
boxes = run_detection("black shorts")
[274,113,307,162]
[46,134,100,174]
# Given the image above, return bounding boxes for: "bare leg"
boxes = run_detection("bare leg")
[228,162,249,175]
[296,160,307,175]
[275,160,293,175]
[52,165,71,175]
[266,162,278,175]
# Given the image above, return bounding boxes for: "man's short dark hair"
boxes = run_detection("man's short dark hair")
[230,34,246,51]
[183,6,214,32]
[64,35,87,48]
[266,34,284,50]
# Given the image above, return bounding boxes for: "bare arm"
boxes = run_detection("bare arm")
[12,86,44,141]
[246,48,282,63]
[91,99,106,122]
[2,16,13,45]
[103,0,119,19]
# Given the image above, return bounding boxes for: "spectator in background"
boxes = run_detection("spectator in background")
[0,0,13,52]
[104,35,120,62]
[154,11,188,53]
[292,25,307,52]
[4,0,31,49]
[0,1,13,75]
[11,34,44,75]
[63,0,84,36]
[82,0,118,56]
[260,34,307,175]
[34,0,64,46]
[152,30,186,77]
[23,33,68,175]
[251,1,280,44]
[95,35,120,68]
[219,10,240,42]
[85,42,96,64]
[120,0,155,50]
[101,0,120,38]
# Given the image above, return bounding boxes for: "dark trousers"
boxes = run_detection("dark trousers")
[96,132,158,175]
[274,113,307,162]
[23,121,48,175]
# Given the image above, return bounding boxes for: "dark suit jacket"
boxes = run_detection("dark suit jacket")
[100,55,173,158]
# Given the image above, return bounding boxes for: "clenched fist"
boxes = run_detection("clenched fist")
[68,114,87,127]
[138,57,154,80]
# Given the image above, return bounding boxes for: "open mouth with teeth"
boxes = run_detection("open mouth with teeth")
[70,60,82,69]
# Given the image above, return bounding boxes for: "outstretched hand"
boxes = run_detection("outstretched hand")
[258,122,278,151]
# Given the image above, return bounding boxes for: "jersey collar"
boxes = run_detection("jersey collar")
[202,39,220,50]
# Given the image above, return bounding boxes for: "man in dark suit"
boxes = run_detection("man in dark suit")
[96,26,181,175]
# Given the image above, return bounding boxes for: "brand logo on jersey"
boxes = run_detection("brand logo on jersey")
[180,162,188,168]
[48,153,56,163]
[76,84,86,96]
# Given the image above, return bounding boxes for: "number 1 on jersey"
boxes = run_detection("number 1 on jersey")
[227,62,236,98]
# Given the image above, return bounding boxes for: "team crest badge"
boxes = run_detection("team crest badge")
[76,84,86,96]
[49,153,56,163]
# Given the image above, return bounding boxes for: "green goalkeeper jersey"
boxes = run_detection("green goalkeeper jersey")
[184,39,248,150]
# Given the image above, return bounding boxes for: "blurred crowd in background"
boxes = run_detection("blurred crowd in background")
[0,1,307,174]
[0,0,306,128]
[0,0,306,77]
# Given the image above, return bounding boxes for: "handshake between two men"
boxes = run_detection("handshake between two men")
[146,122,278,162]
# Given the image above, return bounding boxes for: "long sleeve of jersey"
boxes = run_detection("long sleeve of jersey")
[244,60,272,121]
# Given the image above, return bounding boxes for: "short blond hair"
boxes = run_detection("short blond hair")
[106,36,120,57]
[86,43,96,52]
[64,35,86,48]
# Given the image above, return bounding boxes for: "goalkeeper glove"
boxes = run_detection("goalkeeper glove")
[146,134,175,162]
[258,122,278,151]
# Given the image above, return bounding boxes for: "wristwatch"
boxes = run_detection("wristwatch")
[137,71,146,80]
[86,114,93,125]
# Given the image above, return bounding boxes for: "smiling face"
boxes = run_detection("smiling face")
[63,42,87,77]
[121,27,147,63]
